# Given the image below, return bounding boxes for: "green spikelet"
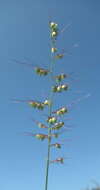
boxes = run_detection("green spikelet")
[34,67,49,76]
[51,122,64,130]
[47,116,57,124]
[52,84,69,93]
[35,134,48,141]
[54,54,64,59]
[50,143,61,149]
[28,101,45,110]
[54,107,68,116]
[55,74,66,82]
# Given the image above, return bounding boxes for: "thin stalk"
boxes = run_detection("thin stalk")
[44,37,56,190]
[45,128,51,190]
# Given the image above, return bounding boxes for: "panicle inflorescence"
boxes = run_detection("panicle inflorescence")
[15,20,75,190]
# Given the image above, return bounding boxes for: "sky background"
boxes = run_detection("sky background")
[0,0,100,190]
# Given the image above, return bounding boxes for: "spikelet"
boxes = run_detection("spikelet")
[51,31,58,38]
[32,118,48,129]
[51,122,64,130]
[49,22,58,29]
[34,67,49,76]
[35,134,48,141]
[51,133,59,138]
[53,107,68,116]
[50,157,64,164]
[38,122,48,129]
[29,101,45,110]
[52,84,69,93]
[49,21,58,39]
[44,99,52,106]
[51,47,57,53]
[50,143,61,149]
[54,54,64,59]
[55,74,66,82]
[47,116,57,124]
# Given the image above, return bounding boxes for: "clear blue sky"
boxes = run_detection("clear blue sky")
[0,0,100,190]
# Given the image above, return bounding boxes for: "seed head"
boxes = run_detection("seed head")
[56,107,68,115]
[51,47,57,53]
[28,101,45,110]
[51,31,58,38]
[50,22,58,28]
[55,54,64,59]
[55,74,66,82]
[50,157,64,164]
[52,84,69,93]
[44,100,51,106]
[38,122,48,129]
[34,67,49,76]
[35,134,48,141]
[47,116,57,124]
[57,85,62,92]
[61,84,67,89]
[57,157,64,163]
[51,122,64,130]
[50,143,61,149]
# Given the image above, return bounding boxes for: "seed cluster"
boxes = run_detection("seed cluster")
[34,67,49,76]
[51,122,64,130]
[50,157,64,164]
[52,84,69,93]
[54,54,64,59]
[51,47,57,53]
[50,22,58,39]
[38,122,48,129]
[47,116,57,124]
[28,99,51,110]
[55,74,67,82]
[35,134,48,141]
[53,107,68,116]
[29,101,45,110]
[50,143,61,149]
